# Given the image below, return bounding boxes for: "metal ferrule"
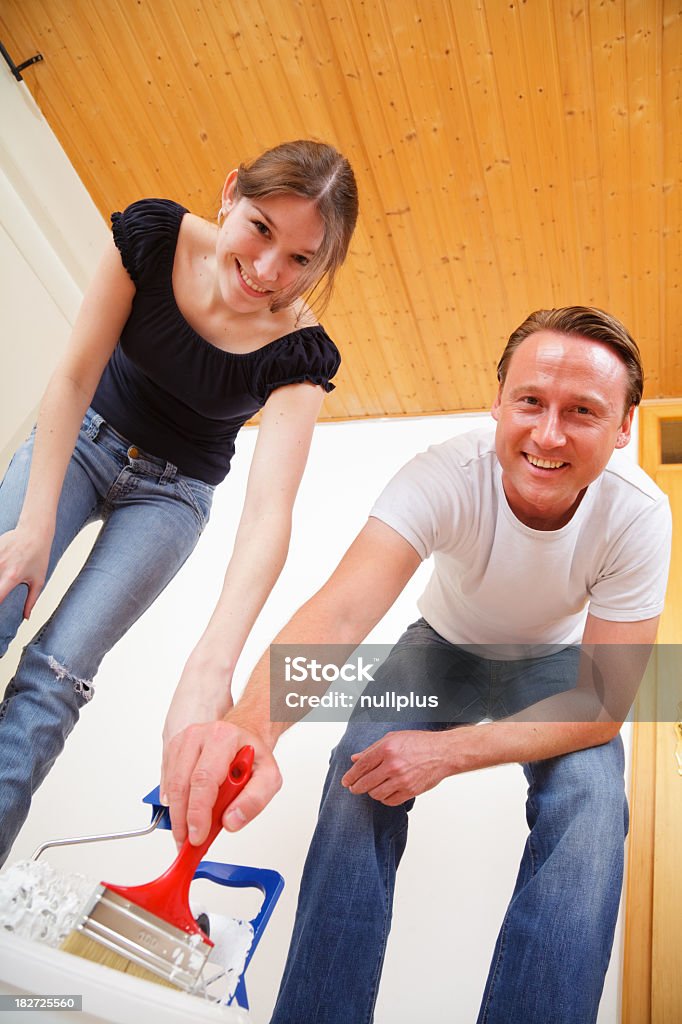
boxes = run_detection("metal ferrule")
[75,886,212,992]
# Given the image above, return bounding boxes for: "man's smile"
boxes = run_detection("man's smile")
[523,453,568,470]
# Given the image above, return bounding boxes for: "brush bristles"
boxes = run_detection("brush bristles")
[124,959,178,988]
[60,930,177,989]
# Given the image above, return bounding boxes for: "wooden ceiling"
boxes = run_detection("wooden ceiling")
[2,0,680,420]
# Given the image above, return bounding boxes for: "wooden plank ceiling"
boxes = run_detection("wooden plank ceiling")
[1,0,681,420]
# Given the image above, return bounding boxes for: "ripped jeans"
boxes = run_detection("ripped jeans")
[0,409,214,865]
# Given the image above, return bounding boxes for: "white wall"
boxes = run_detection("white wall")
[4,412,635,1024]
[0,59,107,461]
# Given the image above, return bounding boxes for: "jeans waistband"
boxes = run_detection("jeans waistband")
[83,408,180,484]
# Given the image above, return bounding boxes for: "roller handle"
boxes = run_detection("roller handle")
[104,746,254,938]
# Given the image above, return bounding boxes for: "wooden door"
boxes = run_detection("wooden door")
[622,401,682,1024]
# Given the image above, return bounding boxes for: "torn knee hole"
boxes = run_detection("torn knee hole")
[47,656,95,702]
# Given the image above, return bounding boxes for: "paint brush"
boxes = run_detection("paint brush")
[60,745,254,993]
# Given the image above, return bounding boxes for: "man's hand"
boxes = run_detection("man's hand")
[342,730,451,805]
[162,717,282,847]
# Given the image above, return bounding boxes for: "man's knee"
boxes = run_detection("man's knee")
[330,720,397,776]
[555,735,625,799]
[319,722,414,843]
[529,736,628,843]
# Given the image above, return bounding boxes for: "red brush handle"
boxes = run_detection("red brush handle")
[104,746,254,939]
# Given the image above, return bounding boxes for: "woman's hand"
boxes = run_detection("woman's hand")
[0,524,53,618]
[162,715,282,847]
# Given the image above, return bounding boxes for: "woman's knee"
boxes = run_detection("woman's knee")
[7,632,96,712]
[0,586,28,657]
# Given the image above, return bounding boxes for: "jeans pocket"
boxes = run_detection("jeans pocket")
[175,477,214,528]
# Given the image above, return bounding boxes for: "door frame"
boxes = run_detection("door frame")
[622,399,682,1023]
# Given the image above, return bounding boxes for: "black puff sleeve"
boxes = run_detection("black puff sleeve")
[110,199,187,286]
[250,326,341,406]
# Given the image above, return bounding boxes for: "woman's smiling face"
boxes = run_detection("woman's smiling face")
[491,330,634,530]
[215,174,324,313]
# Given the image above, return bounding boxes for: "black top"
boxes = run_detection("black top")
[91,199,341,484]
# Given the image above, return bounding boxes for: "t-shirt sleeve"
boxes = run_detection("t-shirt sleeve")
[110,199,186,286]
[369,444,471,560]
[588,495,672,621]
[251,326,341,405]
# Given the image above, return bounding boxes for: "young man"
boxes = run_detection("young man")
[165,306,671,1024]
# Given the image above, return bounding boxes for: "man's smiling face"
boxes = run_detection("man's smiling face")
[491,330,634,530]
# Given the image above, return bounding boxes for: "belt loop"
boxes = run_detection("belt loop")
[85,411,104,440]
[159,461,177,484]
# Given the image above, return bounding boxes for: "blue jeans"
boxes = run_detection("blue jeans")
[0,409,214,865]
[271,620,628,1024]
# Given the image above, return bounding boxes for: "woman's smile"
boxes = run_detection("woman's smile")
[235,259,272,296]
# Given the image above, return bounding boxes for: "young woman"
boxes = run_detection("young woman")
[0,139,358,865]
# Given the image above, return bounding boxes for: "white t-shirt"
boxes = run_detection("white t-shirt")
[370,425,671,652]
